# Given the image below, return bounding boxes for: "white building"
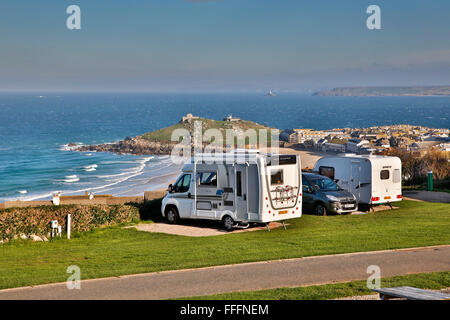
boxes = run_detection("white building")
[346,139,371,153]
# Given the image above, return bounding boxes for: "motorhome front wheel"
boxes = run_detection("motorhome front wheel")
[166,207,178,224]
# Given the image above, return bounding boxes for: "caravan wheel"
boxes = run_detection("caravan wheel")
[222,216,235,231]
[166,207,179,224]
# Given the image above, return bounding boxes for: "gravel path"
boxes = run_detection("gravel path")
[403,190,450,203]
[130,221,284,237]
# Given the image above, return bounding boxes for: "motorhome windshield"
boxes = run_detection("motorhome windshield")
[310,176,340,191]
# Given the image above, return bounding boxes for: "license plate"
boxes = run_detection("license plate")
[344,204,354,209]
[279,210,288,215]
[384,196,391,200]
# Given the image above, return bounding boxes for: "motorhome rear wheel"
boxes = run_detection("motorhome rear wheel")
[222,216,235,231]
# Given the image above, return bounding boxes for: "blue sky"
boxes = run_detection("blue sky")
[0,0,449,92]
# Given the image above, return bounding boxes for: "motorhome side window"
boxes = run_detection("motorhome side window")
[380,170,390,180]
[198,172,217,187]
[319,166,335,180]
[236,171,242,196]
[271,169,283,185]
[174,174,191,193]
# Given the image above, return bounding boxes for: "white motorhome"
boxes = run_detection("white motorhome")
[161,150,302,230]
[313,154,402,208]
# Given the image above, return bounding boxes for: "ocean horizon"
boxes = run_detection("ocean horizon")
[0,93,449,202]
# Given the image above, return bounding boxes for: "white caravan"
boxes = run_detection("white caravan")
[161,150,302,230]
[313,154,402,208]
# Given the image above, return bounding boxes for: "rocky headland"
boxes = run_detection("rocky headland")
[75,115,272,156]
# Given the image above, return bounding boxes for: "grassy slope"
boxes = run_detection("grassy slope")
[140,118,272,143]
[0,200,449,289]
[181,271,450,300]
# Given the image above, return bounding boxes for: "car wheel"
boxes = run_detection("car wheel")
[166,207,178,224]
[222,216,235,231]
[314,203,327,216]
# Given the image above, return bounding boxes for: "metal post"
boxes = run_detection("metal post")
[67,214,71,240]
[427,171,433,191]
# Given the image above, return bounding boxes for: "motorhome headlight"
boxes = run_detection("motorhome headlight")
[326,195,340,202]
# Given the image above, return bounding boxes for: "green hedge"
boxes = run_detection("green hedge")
[0,204,139,240]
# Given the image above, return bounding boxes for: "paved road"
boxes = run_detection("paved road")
[0,245,449,300]
[403,190,450,203]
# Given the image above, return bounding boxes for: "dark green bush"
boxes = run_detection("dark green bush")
[128,198,164,222]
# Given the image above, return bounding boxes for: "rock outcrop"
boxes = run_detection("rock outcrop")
[77,137,176,155]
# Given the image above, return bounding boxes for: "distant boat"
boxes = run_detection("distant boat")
[266,90,276,97]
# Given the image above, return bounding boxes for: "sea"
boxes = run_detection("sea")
[0,93,449,202]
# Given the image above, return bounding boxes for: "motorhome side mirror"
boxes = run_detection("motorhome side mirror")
[168,184,173,193]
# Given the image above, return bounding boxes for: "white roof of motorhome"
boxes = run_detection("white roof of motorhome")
[320,154,400,162]
[182,151,298,169]
[189,150,262,163]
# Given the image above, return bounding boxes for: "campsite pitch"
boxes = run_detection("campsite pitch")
[129,221,286,237]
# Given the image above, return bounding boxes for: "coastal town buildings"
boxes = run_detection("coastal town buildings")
[281,124,449,155]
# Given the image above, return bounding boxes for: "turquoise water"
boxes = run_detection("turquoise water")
[0,93,449,201]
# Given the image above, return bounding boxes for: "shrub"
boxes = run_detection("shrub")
[388,149,449,185]
[128,198,164,222]
[0,204,139,240]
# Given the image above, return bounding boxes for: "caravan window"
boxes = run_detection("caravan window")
[198,172,217,187]
[380,170,390,180]
[271,169,284,185]
[174,174,191,193]
[393,169,401,183]
[319,166,335,180]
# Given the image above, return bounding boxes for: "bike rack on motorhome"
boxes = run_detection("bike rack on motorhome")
[161,150,303,231]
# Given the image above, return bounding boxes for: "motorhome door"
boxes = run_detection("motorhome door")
[350,161,361,202]
[235,164,248,220]
[172,173,193,218]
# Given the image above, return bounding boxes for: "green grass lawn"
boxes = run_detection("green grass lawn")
[0,200,449,290]
[180,271,450,300]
